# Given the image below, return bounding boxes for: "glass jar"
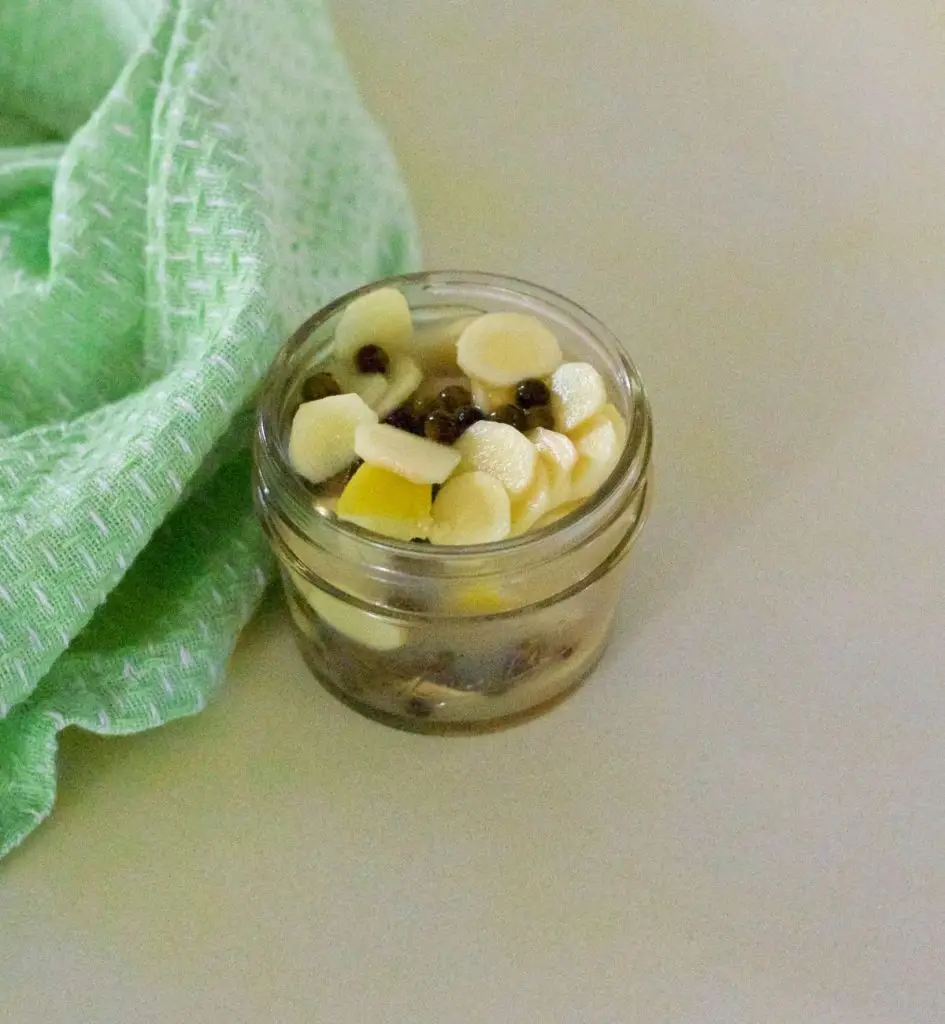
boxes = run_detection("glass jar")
[253,271,653,734]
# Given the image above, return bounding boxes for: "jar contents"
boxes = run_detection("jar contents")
[285,286,627,544]
[256,276,652,732]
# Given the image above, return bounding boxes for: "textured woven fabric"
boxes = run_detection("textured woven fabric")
[0,0,419,857]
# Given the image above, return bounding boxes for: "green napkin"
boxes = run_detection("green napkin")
[0,0,419,857]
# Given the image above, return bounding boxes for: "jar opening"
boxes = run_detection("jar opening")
[254,271,653,568]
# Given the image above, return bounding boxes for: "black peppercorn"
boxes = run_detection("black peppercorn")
[384,404,418,434]
[437,384,473,411]
[424,409,463,445]
[515,378,551,408]
[355,343,390,375]
[454,404,484,434]
[504,638,545,679]
[524,405,555,431]
[487,403,527,432]
[406,697,433,717]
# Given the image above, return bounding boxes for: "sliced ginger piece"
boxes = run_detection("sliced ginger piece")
[510,460,551,535]
[287,393,377,484]
[334,286,413,362]
[549,361,607,433]
[337,463,433,541]
[455,583,508,614]
[374,353,423,419]
[454,420,537,497]
[429,471,511,545]
[355,422,460,484]
[569,412,621,501]
[457,313,562,387]
[526,427,578,510]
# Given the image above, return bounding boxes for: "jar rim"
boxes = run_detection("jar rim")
[254,270,653,567]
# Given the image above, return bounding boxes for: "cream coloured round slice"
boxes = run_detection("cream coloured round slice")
[456,313,563,387]
[354,422,460,484]
[550,361,607,433]
[525,427,578,509]
[374,353,423,419]
[429,471,511,545]
[287,393,378,484]
[455,420,538,497]
[288,568,406,650]
[569,412,621,501]
[510,460,551,535]
[333,286,413,361]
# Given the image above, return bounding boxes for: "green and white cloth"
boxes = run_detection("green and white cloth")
[0,0,419,857]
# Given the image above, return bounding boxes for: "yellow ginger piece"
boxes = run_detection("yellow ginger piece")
[337,463,433,541]
[455,583,508,614]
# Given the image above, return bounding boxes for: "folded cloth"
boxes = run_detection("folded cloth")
[0,0,419,857]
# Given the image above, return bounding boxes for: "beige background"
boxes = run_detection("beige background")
[4,2,945,1021]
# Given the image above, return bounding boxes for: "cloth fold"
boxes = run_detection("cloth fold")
[0,0,419,857]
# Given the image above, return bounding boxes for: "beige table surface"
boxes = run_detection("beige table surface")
[4,3,945,1021]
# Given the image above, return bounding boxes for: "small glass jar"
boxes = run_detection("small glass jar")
[253,271,653,733]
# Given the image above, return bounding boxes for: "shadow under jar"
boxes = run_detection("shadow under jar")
[253,271,653,734]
